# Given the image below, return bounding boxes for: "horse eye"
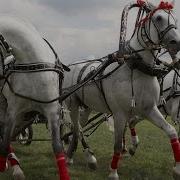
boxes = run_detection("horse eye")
[156,15,162,21]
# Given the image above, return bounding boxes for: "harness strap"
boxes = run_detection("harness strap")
[159,24,177,42]
[6,62,64,76]
[77,62,94,84]
[99,78,112,112]
[75,62,94,107]
[76,60,113,112]
[43,38,70,72]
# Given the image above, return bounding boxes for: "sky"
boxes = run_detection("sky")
[0,0,179,64]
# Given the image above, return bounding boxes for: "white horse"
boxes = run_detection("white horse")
[0,16,70,180]
[63,1,180,179]
[105,69,180,156]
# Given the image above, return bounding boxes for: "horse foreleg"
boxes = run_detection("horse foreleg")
[66,106,79,165]
[0,93,8,172]
[128,117,140,156]
[146,106,180,178]
[48,107,70,180]
[79,130,97,170]
[0,110,25,180]
[108,112,127,180]
[128,127,139,156]
[122,124,128,154]
[0,123,7,173]
[79,109,97,170]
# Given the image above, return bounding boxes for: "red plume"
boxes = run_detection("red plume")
[157,1,174,10]
[137,1,174,26]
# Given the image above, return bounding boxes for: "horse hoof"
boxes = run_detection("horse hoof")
[122,148,130,158]
[122,153,130,159]
[173,165,180,180]
[122,147,128,154]
[108,177,119,180]
[66,157,73,166]
[88,162,97,170]
[129,148,136,156]
[12,165,25,180]
[108,169,119,180]
[84,149,97,170]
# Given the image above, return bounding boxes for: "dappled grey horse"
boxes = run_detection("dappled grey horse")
[63,1,180,179]
[0,17,70,180]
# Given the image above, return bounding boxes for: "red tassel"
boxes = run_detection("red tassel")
[137,1,174,26]
[111,153,121,170]
[0,156,7,172]
[56,153,70,180]
[171,138,180,162]
[158,1,173,10]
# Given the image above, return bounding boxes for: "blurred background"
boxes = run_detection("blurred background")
[0,0,179,63]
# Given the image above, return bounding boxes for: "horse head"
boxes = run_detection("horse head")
[118,0,180,68]
[135,0,180,66]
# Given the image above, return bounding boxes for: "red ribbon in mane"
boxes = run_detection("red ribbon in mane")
[157,1,174,10]
[137,1,174,26]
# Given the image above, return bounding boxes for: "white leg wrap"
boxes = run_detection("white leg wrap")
[108,168,119,180]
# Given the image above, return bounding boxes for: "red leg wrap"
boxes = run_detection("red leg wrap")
[56,153,70,180]
[130,128,136,136]
[111,153,121,170]
[171,138,180,162]
[0,156,7,172]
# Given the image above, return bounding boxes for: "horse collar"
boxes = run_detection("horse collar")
[125,44,168,77]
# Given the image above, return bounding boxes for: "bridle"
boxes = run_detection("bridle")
[134,1,177,58]
[141,11,176,48]
[118,0,177,64]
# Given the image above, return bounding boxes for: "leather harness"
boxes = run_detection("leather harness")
[0,35,64,103]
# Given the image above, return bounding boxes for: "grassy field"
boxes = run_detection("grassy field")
[0,118,177,180]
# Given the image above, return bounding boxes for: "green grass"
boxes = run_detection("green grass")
[0,118,177,180]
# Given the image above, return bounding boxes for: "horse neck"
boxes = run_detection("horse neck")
[0,18,55,64]
[12,36,54,64]
[129,33,156,66]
